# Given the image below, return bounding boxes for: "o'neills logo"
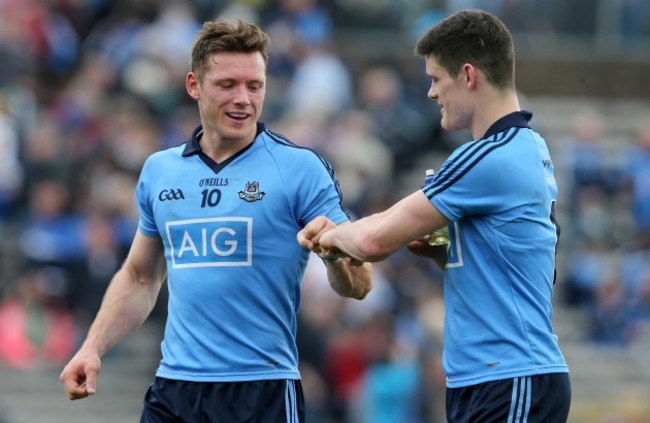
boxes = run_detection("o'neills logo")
[238,181,265,203]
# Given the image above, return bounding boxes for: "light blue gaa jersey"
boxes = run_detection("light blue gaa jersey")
[136,122,349,382]
[423,111,568,388]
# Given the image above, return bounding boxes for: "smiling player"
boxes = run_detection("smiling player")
[59,19,372,423]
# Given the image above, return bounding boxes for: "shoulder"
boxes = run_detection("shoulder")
[259,127,334,171]
[142,143,186,168]
[137,144,187,185]
[443,129,517,171]
[435,127,537,189]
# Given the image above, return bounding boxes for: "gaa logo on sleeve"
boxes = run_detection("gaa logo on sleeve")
[165,217,252,268]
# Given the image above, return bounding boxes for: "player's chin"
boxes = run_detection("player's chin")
[222,121,255,140]
[441,117,461,132]
[440,117,450,131]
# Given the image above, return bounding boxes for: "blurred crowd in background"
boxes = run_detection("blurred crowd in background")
[0,1,649,422]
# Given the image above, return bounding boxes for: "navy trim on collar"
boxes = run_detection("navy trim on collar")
[482,110,533,139]
[182,125,203,156]
[182,122,267,157]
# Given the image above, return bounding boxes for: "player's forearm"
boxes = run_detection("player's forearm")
[325,192,445,262]
[325,260,373,300]
[81,268,164,357]
[326,214,396,262]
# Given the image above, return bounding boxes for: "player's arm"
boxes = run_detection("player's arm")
[297,217,372,300]
[60,231,166,400]
[322,248,373,300]
[320,190,450,262]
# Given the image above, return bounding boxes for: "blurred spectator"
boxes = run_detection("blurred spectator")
[263,0,333,78]
[136,1,199,73]
[296,254,349,422]
[620,116,650,240]
[18,179,83,265]
[323,316,383,422]
[621,0,650,46]
[21,115,74,198]
[284,43,352,121]
[219,0,263,24]
[332,0,408,29]
[16,179,85,309]
[0,0,38,84]
[587,274,638,346]
[122,0,200,116]
[573,186,614,246]
[0,101,23,221]
[300,253,399,422]
[39,1,81,77]
[160,103,201,149]
[352,312,423,423]
[563,239,612,308]
[619,241,650,320]
[264,0,352,121]
[562,109,612,194]
[487,0,554,34]
[559,108,619,244]
[0,268,76,369]
[558,109,650,347]
[358,65,442,173]
[46,52,117,166]
[80,1,151,76]
[101,94,163,173]
[322,109,393,215]
[267,0,333,50]
[69,212,125,330]
[84,163,139,248]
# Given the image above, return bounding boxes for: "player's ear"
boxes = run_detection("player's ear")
[186,72,200,100]
[461,63,476,88]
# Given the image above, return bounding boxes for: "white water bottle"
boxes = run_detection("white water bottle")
[424,169,450,246]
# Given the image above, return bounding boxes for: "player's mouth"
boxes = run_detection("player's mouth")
[226,112,250,121]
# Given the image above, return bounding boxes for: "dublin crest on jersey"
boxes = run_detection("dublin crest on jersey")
[238,181,265,202]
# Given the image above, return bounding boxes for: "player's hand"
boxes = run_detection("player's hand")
[406,235,447,259]
[297,216,337,254]
[59,350,101,400]
[298,217,354,264]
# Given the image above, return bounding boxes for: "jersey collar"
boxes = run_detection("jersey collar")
[182,122,267,157]
[482,110,533,139]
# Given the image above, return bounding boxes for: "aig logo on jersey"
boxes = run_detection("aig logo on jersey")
[159,189,185,201]
[165,217,252,268]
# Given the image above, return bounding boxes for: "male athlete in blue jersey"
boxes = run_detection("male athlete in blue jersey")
[299,9,570,423]
[60,20,372,422]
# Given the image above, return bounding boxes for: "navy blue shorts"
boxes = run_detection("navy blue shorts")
[140,377,304,423]
[446,373,571,423]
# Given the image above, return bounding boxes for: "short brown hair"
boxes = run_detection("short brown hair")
[415,9,515,90]
[190,19,271,80]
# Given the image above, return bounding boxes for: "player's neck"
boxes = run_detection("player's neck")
[470,90,520,140]
[199,130,255,163]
